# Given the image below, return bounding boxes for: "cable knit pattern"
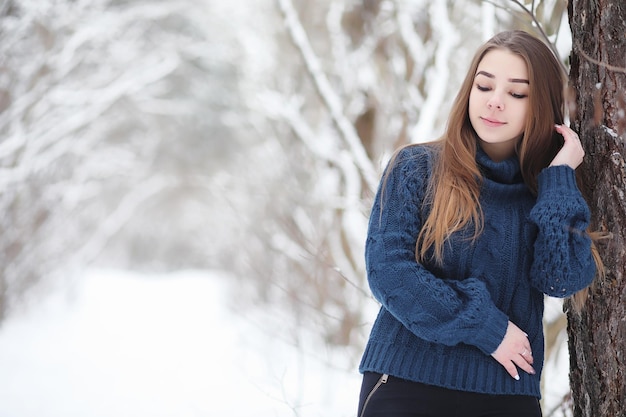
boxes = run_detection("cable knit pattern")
[359,144,596,398]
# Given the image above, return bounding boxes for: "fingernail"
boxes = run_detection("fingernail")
[514,375,520,381]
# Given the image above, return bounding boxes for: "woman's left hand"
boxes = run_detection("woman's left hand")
[550,124,585,169]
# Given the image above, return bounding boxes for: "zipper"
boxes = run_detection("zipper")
[359,373,389,417]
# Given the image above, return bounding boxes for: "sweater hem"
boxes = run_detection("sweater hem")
[358,340,542,399]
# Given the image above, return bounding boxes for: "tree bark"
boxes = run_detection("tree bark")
[567,1,626,416]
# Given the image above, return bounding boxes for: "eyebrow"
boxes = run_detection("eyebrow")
[475,70,529,84]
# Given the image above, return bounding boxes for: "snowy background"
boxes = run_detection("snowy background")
[0,269,362,417]
[0,1,575,416]
[0,269,568,417]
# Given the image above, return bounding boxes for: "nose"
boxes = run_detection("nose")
[487,93,504,110]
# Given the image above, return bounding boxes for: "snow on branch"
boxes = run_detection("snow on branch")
[55,175,176,280]
[257,89,368,288]
[395,0,430,85]
[276,0,378,191]
[410,0,459,141]
[0,54,180,190]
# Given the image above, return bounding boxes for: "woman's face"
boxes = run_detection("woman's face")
[468,49,530,162]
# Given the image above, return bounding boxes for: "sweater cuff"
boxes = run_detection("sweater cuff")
[468,306,509,356]
[537,165,579,196]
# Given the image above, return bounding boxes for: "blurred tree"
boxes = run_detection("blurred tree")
[566,1,626,416]
[0,0,253,319]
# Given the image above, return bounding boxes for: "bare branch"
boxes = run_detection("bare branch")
[572,39,626,74]
[276,0,378,191]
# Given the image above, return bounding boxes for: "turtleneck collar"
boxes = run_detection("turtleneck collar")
[476,145,523,185]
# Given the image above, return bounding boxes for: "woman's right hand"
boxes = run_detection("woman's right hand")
[491,321,535,380]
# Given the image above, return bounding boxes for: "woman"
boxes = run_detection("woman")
[357,30,601,417]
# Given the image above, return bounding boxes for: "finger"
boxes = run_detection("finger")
[521,349,534,365]
[555,123,571,136]
[503,360,520,380]
[555,124,581,144]
[513,355,536,376]
[555,123,573,133]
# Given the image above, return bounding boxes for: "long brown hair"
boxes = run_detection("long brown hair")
[392,31,602,310]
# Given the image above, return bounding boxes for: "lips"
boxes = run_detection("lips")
[480,117,506,127]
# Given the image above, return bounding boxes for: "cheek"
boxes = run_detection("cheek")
[467,97,479,131]
[468,92,480,118]
[514,104,530,129]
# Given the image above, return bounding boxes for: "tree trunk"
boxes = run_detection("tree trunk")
[567,1,626,416]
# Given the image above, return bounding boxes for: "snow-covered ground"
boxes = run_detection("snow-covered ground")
[0,270,361,417]
[0,269,570,417]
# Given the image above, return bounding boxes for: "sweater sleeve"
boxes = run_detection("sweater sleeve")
[529,165,596,297]
[365,146,508,356]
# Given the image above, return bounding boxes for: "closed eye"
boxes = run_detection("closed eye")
[511,92,528,99]
[476,84,490,92]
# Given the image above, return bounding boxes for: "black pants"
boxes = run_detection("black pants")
[358,372,542,417]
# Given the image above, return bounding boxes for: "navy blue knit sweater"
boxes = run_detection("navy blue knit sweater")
[359,144,596,398]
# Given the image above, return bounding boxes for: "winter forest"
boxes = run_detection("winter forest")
[1,0,623,416]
